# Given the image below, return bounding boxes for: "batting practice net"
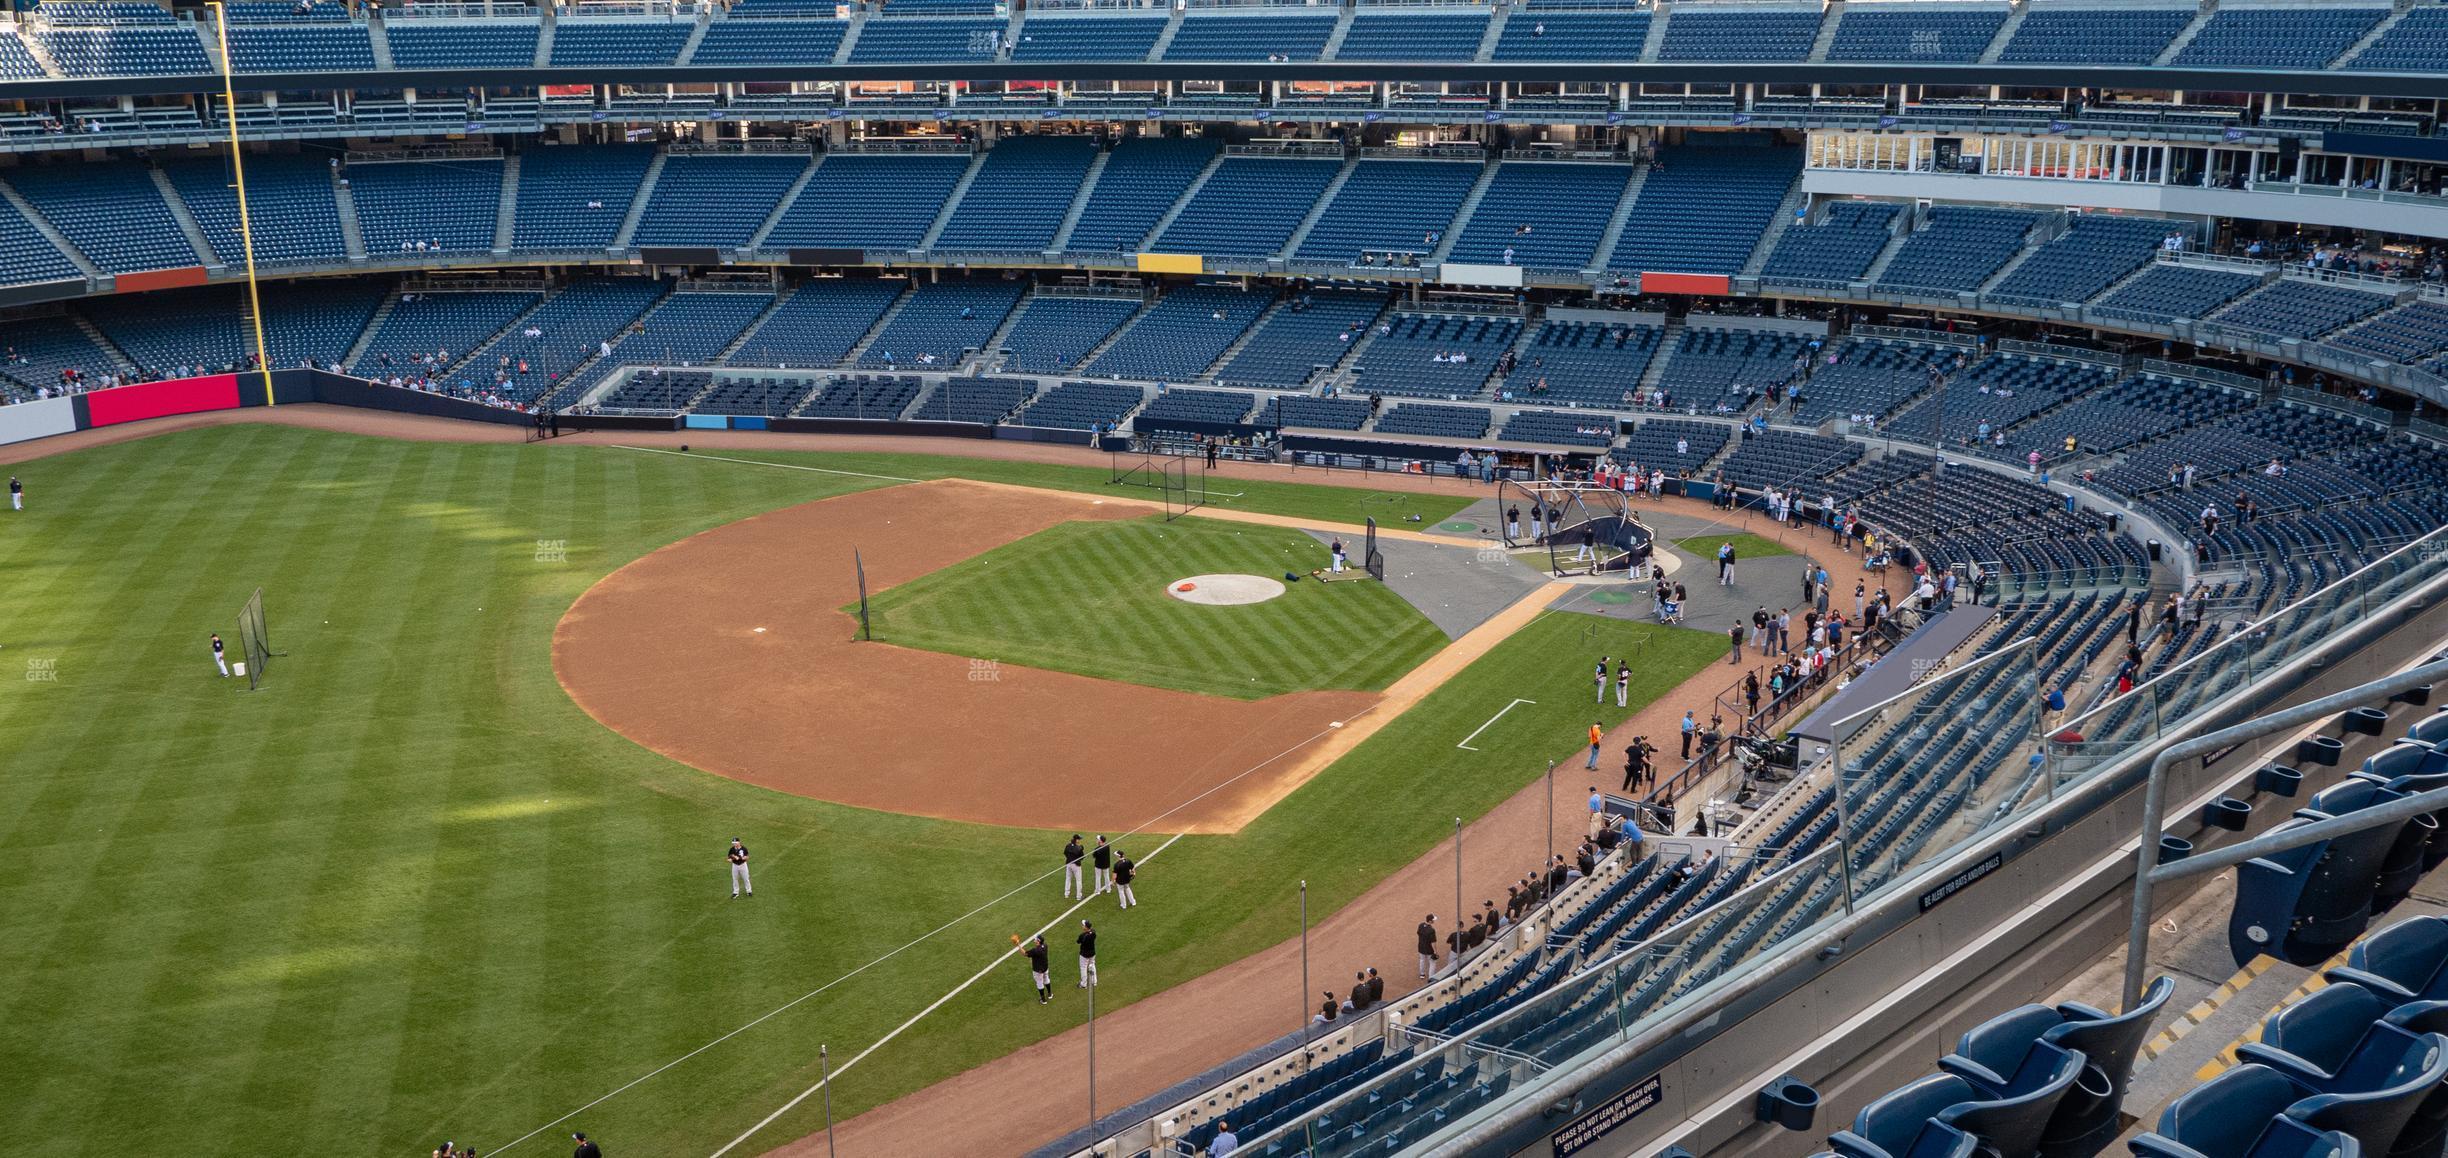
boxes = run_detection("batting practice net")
[1108,450,1208,521]
[237,587,274,691]
[1364,517,1386,580]
[1495,481,1655,577]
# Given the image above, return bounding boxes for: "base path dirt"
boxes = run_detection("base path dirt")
[554,478,1394,835]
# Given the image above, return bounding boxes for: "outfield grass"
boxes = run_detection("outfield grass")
[0,424,1720,1156]
[859,516,1446,699]
[1672,531,1795,561]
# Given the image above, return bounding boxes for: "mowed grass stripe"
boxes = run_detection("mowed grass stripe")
[863,517,1444,699]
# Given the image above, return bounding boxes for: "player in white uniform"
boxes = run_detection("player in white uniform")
[728,839,753,898]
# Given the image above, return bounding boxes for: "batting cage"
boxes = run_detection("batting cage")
[237,587,278,690]
[1108,450,1208,521]
[1494,480,1654,577]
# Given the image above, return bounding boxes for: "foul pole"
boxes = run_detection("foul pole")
[209,1,276,404]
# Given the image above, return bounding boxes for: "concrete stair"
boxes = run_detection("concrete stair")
[1048,147,1111,252]
[491,153,521,255]
[612,152,667,251]
[149,166,223,269]
[974,286,1039,366]
[1279,156,1357,260]
[748,155,821,255]
[0,176,100,279]
[2332,7,2405,66]
[1474,8,1508,60]
[1633,316,1684,396]
[343,290,400,369]
[675,10,712,65]
[1978,2,2029,63]
[1638,3,1672,61]
[331,167,367,260]
[72,314,134,369]
[1320,8,1355,60]
[1807,1,1844,62]
[368,18,393,68]
[833,11,866,63]
[842,285,916,364]
[714,289,791,364]
[1148,8,1184,58]
[2153,1,2220,66]
[15,30,63,77]
[1856,210,1918,286]
[1739,175,1809,277]
[445,288,559,381]
[533,14,553,64]
[1974,215,2058,294]
[1591,162,1652,272]
[1139,148,1227,249]
[1428,161,1502,264]
[919,149,991,251]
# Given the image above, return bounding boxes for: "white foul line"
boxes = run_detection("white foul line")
[611,444,923,484]
[707,830,1189,1158]
[1456,698,1537,751]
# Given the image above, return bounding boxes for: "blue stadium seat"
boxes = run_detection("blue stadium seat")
[163,155,348,266]
[1136,387,1256,431]
[1875,207,2037,295]
[1152,157,1342,258]
[511,145,655,253]
[1292,159,1479,264]
[859,278,1025,368]
[1214,289,1386,388]
[2129,1065,2368,1158]
[1761,201,1898,286]
[1008,13,1163,61]
[1997,6,2191,64]
[1377,401,1492,440]
[2175,8,2385,69]
[1163,12,1337,60]
[383,20,539,68]
[1611,146,1798,276]
[2230,779,2420,968]
[224,23,375,71]
[0,31,49,79]
[728,278,905,368]
[1938,977,2175,1158]
[908,375,1035,423]
[6,163,200,273]
[34,25,211,75]
[1014,380,1143,430]
[1825,3,2006,62]
[1656,7,1821,60]
[996,294,1141,374]
[1446,162,1631,270]
[690,17,846,64]
[1083,284,1270,381]
[352,290,540,376]
[1334,11,1490,61]
[847,16,1006,63]
[1064,137,1219,254]
[2347,7,2448,71]
[547,18,692,64]
[1987,216,2174,308]
[2093,265,2263,325]
[2327,916,2448,1005]
[1498,319,1662,407]
[765,152,971,252]
[2210,281,2395,341]
[1351,311,1520,400]
[632,153,811,250]
[1492,10,1649,60]
[345,158,503,256]
[934,137,1098,252]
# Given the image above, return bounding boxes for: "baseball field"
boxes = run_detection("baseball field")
[0,417,1728,1156]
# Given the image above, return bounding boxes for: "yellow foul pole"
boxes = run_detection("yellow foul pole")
[209,1,275,404]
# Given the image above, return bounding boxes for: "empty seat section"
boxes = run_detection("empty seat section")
[934,137,1099,252]
[908,375,1035,423]
[690,18,847,64]
[1610,146,1798,275]
[1008,14,1164,60]
[596,291,774,370]
[0,31,48,78]
[1786,339,1948,424]
[1761,201,1898,285]
[1873,206,2036,294]
[882,0,1000,13]
[1064,137,1219,253]
[765,153,970,252]
[2174,7,2385,68]
[2091,264,2261,323]
[1351,312,1520,399]
[2329,302,2448,364]
[1152,158,1342,257]
[2348,6,2448,70]
[859,278,1025,368]
[1015,380,1143,429]
[1084,284,1271,381]
[1163,12,1337,59]
[1262,394,1373,430]
[1499,408,1615,446]
[728,278,904,367]
[1492,10,1650,60]
[996,294,1141,373]
[1215,290,1387,388]
[85,281,384,374]
[1136,388,1256,430]
[2209,280,2395,340]
[511,145,655,252]
[1656,7,1820,60]
[384,21,540,68]
[1824,3,2006,61]
[1997,6,2191,63]
[0,195,84,285]
[34,26,211,75]
[1293,160,1478,263]
[631,154,809,249]
[352,290,540,375]
[224,23,375,70]
[346,159,504,256]
[164,156,348,265]
[790,373,926,419]
[1718,429,1863,488]
[847,16,1006,62]
[1334,11,1490,60]
[1376,402,1492,440]
[1446,162,1631,269]
[6,163,198,273]
[1986,215,2173,306]
[547,20,692,64]
[1497,320,1662,406]
[1656,327,1811,412]
[0,314,121,394]
[1615,418,1728,475]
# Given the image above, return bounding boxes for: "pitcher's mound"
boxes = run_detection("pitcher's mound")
[1169,574,1286,606]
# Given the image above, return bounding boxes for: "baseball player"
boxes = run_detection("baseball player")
[1092,835,1113,894]
[1062,834,1085,899]
[1024,934,1052,1004]
[1329,539,1347,573]
[211,633,229,677]
[1112,850,1137,909]
[727,839,752,898]
[1076,919,1098,988]
[7,476,18,511]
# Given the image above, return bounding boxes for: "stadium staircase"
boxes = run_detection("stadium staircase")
[197,21,226,73]
[1319,8,1356,59]
[1855,204,1920,286]
[612,152,667,252]
[531,15,552,65]
[1592,161,1653,273]
[1147,8,1185,57]
[748,155,821,255]
[149,167,221,270]
[1973,212,2063,294]
[72,315,132,368]
[2154,1,2221,66]
[1279,156,1358,258]
[367,19,393,68]
[712,291,792,364]
[1807,1,1844,61]
[15,30,61,78]
[1138,148,1228,250]
[1978,2,2029,62]
[2334,7,2409,65]
[1739,175,1811,277]
[1429,162,1502,265]
[841,286,916,365]
[1474,8,1509,60]
[491,155,520,256]
[1048,148,1111,252]
[343,292,399,368]
[1066,291,1156,370]
[674,11,713,65]
[0,177,98,279]
[442,289,559,383]
[832,12,866,63]
[918,149,992,251]
[973,286,1037,366]
[1638,4,1671,59]
[1632,315,1683,396]
[330,167,367,261]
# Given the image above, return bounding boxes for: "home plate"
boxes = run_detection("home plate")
[1168,574,1286,605]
